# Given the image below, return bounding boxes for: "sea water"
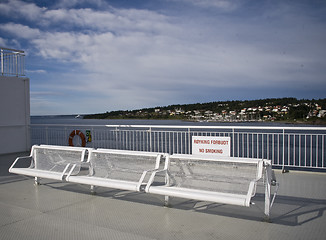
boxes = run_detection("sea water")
[31,115,304,127]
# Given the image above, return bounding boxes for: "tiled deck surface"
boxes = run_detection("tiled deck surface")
[1,152,326,240]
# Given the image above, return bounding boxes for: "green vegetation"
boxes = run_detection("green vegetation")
[84,98,326,124]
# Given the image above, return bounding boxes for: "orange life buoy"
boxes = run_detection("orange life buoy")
[68,130,86,147]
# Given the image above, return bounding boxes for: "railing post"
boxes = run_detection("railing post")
[188,128,191,154]
[64,127,67,146]
[45,126,49,145]
[1,49,3,75]
[115,126,118,149]
[91,127,94,148]
[282,128,285,172]
[232,128,235,157]
[149,127,152,152]
[15,53,18,76]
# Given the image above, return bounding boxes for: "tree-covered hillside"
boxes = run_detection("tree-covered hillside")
[84,98,326,124]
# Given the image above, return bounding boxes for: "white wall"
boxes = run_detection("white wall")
[0,76,30,154]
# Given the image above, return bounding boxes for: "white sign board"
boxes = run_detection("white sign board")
[192,136,231,157]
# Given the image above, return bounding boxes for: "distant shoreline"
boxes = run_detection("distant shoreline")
[83,97,326,125]
[83,116,326,126]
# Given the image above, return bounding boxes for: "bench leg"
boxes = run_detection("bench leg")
[264,180,271,221]
[34,177,40,185]
[264,166,272,222]
[164,195,170,207]
[90,185,97,195]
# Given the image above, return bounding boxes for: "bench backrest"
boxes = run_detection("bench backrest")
[88,149,162,182]
[32,145,87,174]
[167,155,263,195]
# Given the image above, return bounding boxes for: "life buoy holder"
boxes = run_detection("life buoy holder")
[68,130,86,147]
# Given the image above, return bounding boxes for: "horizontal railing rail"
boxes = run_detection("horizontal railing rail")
[0,47,25,77]
[30,124,326,170]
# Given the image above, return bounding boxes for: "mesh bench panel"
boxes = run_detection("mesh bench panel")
[168,158,259,195]
[34,148,83,174]
[90,152,158,182]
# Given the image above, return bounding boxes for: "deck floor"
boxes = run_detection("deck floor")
[1,152,326,240]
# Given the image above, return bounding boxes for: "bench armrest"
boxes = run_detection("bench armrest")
[246,159,273,203]
[9,156,33,172]
[136,168,163,191]
[66,162,91,180]
[245,176,262,206]
[144,169,168,192]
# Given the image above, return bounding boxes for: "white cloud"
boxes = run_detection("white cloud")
[23,4,324,105]
[0,23,41,39]
[31,91,64,96]
[0,0,46,21]
[1,0,325,114]
[41,6,174,35]
[31,31,93,61]
[169,0,240,11]
[0,37,7,46]
[54,0,107,9]
[25,69,47,74]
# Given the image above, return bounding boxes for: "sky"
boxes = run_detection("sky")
[1,0,326,115]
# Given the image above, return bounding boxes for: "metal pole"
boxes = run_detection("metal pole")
[188,128,191,154]
[46,127,49,145]
[232,128,235,157]
[115,126,118,149]
[15,53,18,76]
[149,127,152,152]
[282,129,285,172]
[1,49,3,75]
[91,127,94,148]
[264,164,272,221]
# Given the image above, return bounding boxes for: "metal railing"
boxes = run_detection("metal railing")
[30,124,326,170]
[0,47,25,76]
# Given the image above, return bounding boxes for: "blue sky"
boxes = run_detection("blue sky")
[1,0,325,115]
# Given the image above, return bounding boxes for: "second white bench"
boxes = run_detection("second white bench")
[66,148,165,192]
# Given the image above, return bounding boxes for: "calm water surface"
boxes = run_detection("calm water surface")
[31,115,312,127]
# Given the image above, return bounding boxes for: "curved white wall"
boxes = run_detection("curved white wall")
[0,76,30,154]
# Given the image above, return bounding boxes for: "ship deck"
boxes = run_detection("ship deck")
[1,152,326,240]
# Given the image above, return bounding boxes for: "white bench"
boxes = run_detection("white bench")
[9,145,88,185]
[9,145,278,220]
[66,149,165,192]
[145,154,278,220]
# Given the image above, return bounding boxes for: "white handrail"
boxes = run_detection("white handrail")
[0,47,25,76]
[31,123,326,131]
[30,124,326,170]
[105,125,326,131]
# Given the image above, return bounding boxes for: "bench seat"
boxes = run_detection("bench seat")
[9,167,69,181]
[66,175,140,192]
[147,185,250,206]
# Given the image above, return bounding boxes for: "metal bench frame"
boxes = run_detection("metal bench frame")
[66,148,165,193]
[9,145,88,185]
[145,154,278,220]
[9,145,278,220]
